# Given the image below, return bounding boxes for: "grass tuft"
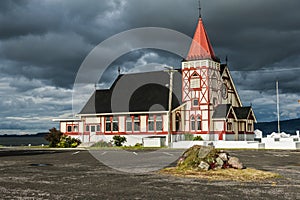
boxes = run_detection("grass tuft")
[160,167,282,182]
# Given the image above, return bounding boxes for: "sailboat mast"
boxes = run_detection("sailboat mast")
[276,80,280,133]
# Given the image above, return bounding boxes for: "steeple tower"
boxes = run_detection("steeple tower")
[186,8,216,61]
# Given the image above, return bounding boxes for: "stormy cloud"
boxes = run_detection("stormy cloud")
[0,0,300,134]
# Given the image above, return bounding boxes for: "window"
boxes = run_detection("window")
[106,117,119,132]
[148,115,163,132]
[227,122,232,131]
[67,125,78,132]
[247,123,252,132]
[96,125,100,132]
[190,73,201,89]
[197,116,201,130]
[133,116,140,132]
[156,116,163,131]
[73,126,78,132]
[193,99,199,107]
[105,117,111,132]
[91,125,95,132]
[211,73,218,91]
[148,116,154,131]
[191,116,196,131]
[112,117,118,131]
[85,125,89,132]
[175,113,181,131]
[126,116,132,132]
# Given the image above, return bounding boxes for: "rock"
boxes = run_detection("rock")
[228,156,244,169]
[198,161,210,171]
[198,145,214,159]
[218,152,228,162]
[215,157,224,169]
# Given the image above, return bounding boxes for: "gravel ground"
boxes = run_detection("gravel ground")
[0,148,299,200]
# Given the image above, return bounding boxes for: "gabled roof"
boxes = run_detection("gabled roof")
[233,107,252,119]
[212,104,232,119]
[186,18,216,61]
[79,71,182,114]
[213,104,256,122]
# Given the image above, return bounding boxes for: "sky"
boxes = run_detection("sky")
[0,0,300,135]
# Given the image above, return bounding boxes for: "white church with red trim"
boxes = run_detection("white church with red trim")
[55,15,256,146]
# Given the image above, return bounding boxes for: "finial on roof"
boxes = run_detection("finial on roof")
[118,66,121,75]
[225,55,228,65]
[198,0,202,18]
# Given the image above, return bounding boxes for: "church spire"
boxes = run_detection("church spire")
[186,3,216,61]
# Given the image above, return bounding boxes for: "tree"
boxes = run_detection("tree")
[113,135,127,146]
[45,128,63,147]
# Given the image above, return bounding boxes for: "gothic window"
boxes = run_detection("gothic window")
[175,113,181,131]
[190,73,201,89]
[197,116,201,130]
[211,72,218,91]
[191,116,196,131]
[247,123,252,132]
[227,122,232,131]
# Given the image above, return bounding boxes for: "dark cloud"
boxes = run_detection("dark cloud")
[0,0,300,134]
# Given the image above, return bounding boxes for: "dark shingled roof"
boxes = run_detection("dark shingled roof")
[233,107,252,119]
[212,104,232,118]
[79,71,182,114]
[212,104,253,120]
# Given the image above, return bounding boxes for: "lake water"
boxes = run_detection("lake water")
[0,136,49,146]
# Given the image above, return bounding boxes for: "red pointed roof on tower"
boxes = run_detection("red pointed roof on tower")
[186,18,216,61]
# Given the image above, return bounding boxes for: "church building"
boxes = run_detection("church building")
[55,14,256,145]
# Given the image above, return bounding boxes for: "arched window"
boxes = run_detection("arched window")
[191,116,196,131]
[211,72,218,91]
[175,112,181,131]
[197,116,201,130]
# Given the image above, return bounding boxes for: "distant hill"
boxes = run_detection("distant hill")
[255,118,300,135]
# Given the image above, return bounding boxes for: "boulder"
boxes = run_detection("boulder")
[215,157,224,169]
[198,161,210,171]
[198,145,214,159]
[228,156,244,169]
[218,152,228,162]
[176,145,245,171]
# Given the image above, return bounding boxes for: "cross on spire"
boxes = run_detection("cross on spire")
[198,0,202,18]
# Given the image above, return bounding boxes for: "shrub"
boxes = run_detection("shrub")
[45,127,81,148]
[57,135,81,148]
[193,135,203,141]
[113,135,127,146]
